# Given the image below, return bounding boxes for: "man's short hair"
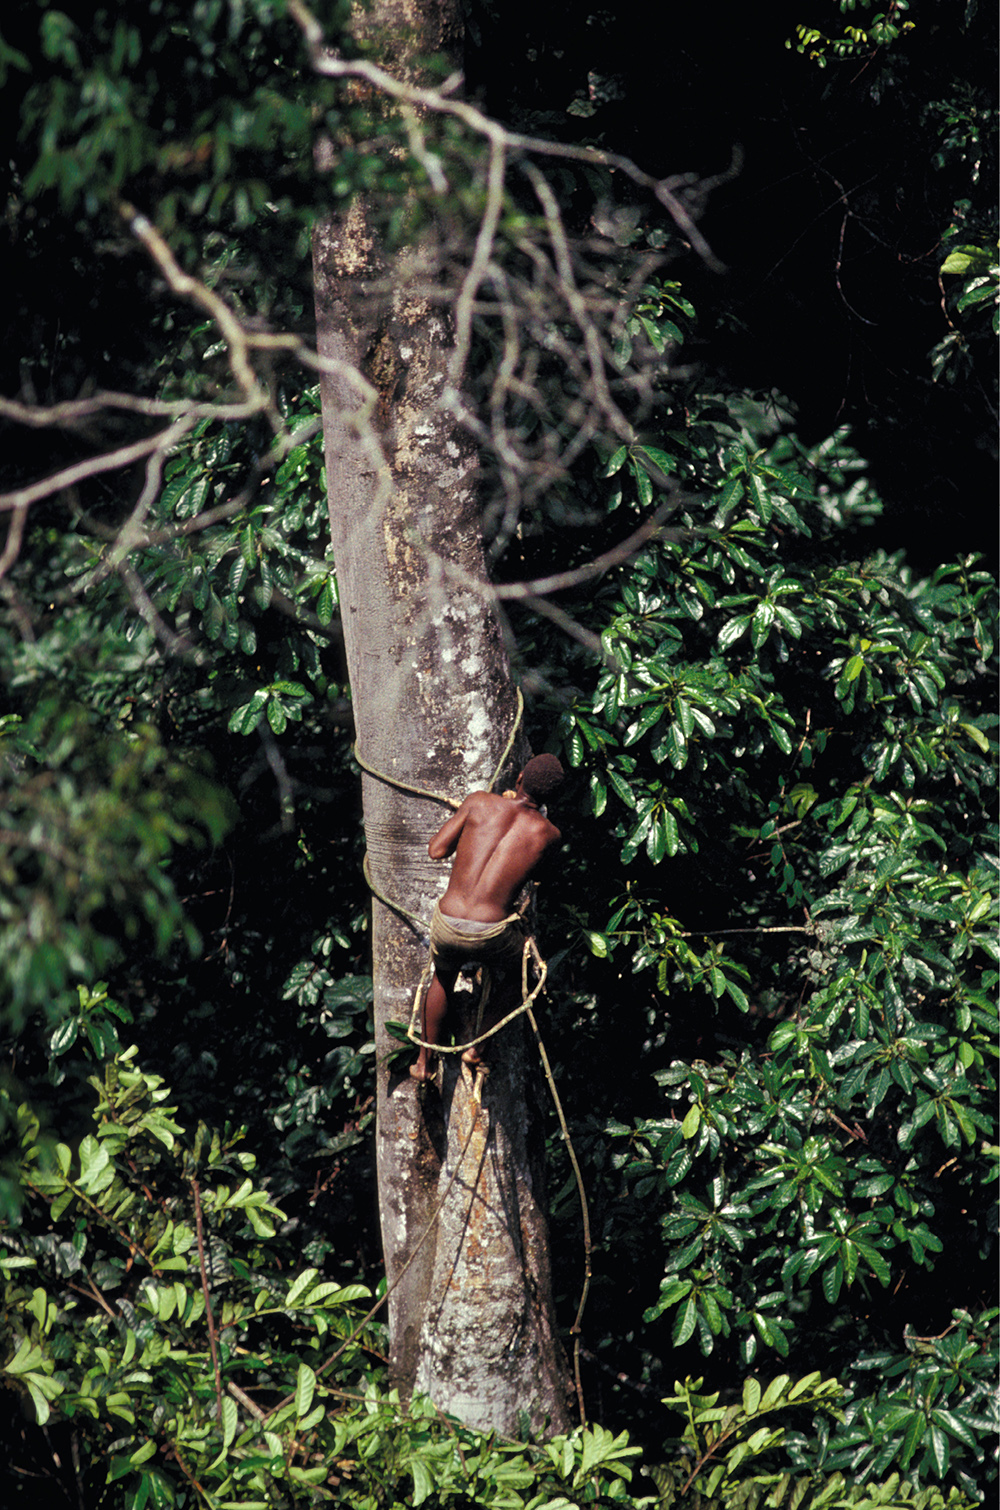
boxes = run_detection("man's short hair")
[521,753,565,801]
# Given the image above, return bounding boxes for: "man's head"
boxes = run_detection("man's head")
[519,753,565,803]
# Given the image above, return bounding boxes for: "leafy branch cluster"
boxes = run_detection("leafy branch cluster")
[0,704,233,1028]
[537,332,997,1496]
[790,1,915,66]
[1,0,733,642]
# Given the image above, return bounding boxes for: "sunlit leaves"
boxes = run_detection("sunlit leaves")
[660,1370,844,1500]
[939,241,1000,347]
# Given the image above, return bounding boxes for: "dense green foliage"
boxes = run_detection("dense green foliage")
[5,0,348,250]
[2,987,985,1507]
[1,0,996,1505]
[0,704,233,1033]
[790,0,916,65]
[3,983,647,1506]
[548,414,997,1494]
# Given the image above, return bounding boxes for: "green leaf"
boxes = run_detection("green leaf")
[959,721,990,753]
[315,576,335,623]
[898,1408,925,1468]
[624,700,665,747]
[636,445,675,473]
[411,1458,435,1506]
[221,1394,238,1449]
[748,471,772,523]
[718,615,751,650]
[662,809,680,857]
[716,475,744,519]
[286,1267,320,1306]
[674,1294,699,1346]
[25,1378,54,1425]
[760,1375,791,1411]
[295,1362,316,1418]
[49,1017,79,1056]
[787,1371,823,1401]
[822,1258,844,1304]
[927,1423,950,1477]
[752,601,776,649]
[725,979,749,1011]
[5,1338,44,1376]
[940,251,976,275]
[607,766,637,809]
[228,691,267,734]
[228,555,248,594]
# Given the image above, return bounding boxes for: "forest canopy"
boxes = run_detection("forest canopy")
[0,1,997,1506]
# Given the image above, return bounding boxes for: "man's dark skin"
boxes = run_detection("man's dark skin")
[410,766,562,1082]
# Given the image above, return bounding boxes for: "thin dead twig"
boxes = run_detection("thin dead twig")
[287,0,728,270]
[121,205,286,412]
[191,1179,224,1426]
[0,503,29,583]
[0,392,259,428]
[0,418,193,518]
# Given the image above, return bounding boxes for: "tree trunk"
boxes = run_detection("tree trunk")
[312,0,572,1438]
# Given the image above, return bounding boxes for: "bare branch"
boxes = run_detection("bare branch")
[1,0,727,666]
[521,163,622,440]
[449,132,507,391]
[517,592,618,668]
[0,419,194,517]
[116,556,198,658]
[0,503,29,583]
[121,205,286,414]
[286,0,727,270]
[492,495,688,601]
[0,392,261,428]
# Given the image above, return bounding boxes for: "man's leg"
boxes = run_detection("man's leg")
[410,966,455,1082]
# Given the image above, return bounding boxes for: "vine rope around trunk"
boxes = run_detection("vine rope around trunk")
[353,688,523,814]
[355,688,524,931]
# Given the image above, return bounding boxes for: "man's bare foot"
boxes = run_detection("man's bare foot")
[409,1059,438,1085]
[461,1048,489,1072]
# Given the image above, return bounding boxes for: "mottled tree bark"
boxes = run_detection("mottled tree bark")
[312,0,571,1438]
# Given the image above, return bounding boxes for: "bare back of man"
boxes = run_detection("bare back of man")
[434,792,558,921]
[410,755,564,1083]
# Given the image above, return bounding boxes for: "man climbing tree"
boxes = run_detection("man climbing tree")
[411,753,565,1084]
